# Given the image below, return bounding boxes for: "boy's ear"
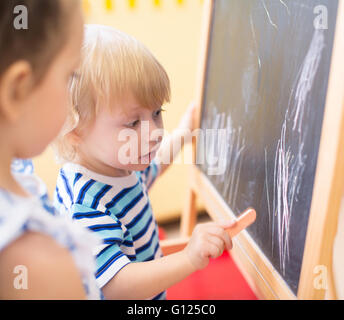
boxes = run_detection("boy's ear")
[66,129,83,146]
[0,61,34,123]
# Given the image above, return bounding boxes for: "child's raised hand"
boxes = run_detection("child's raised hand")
[177,101,198,132]
[182,221,235,271]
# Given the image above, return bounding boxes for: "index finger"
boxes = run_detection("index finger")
[225,208,256,238]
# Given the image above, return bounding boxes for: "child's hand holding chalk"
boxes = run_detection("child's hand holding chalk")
[183,221,233,271]
[182,208,256,271]
[223,208,256,238]
[209,207,256,239]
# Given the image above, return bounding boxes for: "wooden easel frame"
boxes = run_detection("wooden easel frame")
[174,0,344,300]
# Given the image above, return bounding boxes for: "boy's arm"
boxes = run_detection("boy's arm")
[156,129,187,176]
[102,250,195,300]
[102,221,233,300]
[139,158,162,191]
[156,102,198,176]
[70,204,190,300]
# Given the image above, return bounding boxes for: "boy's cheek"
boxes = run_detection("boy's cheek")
[85,129,149,169]
[116,141,140,165]
[92,140,137,167]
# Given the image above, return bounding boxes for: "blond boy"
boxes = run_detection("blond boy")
[54,25,233,300]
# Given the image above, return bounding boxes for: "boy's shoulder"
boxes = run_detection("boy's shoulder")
[135,158,162,190]
[55,163,142,212]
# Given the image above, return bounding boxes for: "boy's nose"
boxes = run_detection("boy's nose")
[148,120,163,141]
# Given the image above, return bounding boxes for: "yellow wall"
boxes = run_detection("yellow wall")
[33,0,205,222]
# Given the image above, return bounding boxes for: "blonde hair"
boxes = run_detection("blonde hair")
[54,24,171,163]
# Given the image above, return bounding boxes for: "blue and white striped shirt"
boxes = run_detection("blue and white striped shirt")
[54,159,165,300]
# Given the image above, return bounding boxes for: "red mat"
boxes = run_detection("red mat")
[166,250,257,300]
[158,227,257,300]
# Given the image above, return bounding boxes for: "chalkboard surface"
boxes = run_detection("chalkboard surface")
[197,0,338,294]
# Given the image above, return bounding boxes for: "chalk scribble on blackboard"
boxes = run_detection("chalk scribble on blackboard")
[225,125,245,211]
[204,105,246,210]
[270,29,325,275]
[292,30,325,132]
[204,104,230,176]
[261,0,278,30]
[279,0,290,15]
[249,14,261,72]
[265,148,272,229]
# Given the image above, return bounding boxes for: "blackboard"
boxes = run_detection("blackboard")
[196,0,339,294]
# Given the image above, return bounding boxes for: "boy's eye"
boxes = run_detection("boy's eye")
[153,108,165,118]
[127,120,140,128]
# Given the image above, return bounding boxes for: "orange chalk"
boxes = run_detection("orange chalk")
[225,208,256,238]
